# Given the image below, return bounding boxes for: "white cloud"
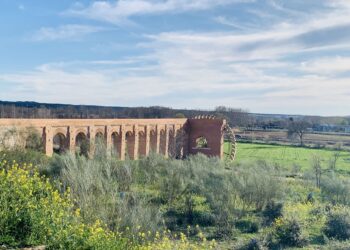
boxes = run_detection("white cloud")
[64,0,253,25]
[31,24,106,41]
[0,62,183,105]
[326,0,350,8]
[214,16,256,30]
[3,0,350,115]
[267,0,306,16]
[301,57,350,75]
[145,0,350,63]
[1,60,349,115]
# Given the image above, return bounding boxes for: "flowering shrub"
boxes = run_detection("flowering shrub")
[0,159,128,249]
[0,159,215,249]
[140,231,216,250]
[262,201,283,225]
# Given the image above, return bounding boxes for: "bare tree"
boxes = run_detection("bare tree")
[311,154,323,188]
[287,119,310,146]
[329,143,342,170]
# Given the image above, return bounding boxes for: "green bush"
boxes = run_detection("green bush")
[232,163,284,211]
[78,138,90,157]
[275,218,305,247]
[0,149,50,170]
[321,175,350,205]
[138,154,233,226]
[324,207,350,241]
[0,159,128,249]
[46,151,285,239]
[0,158,215,249]
[235,218,260,233]
[1,142,294,245]
[262,201,283,225]
[46,151,163,235]
[239,238,264,250]
[320,240,350,249]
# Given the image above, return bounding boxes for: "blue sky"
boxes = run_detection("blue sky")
[1,0,350,115]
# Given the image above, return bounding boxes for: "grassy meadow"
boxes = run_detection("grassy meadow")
[235,142,350,173]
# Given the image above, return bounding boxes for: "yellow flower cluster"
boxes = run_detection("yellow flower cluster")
[283,202,323,228]
[0,159,128,249]
[139,230,216,250]
[274,217,284,227]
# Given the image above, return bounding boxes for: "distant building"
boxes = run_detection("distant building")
[313,124,350,133]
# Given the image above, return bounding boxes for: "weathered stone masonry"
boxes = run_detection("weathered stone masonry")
[0,117,231,159]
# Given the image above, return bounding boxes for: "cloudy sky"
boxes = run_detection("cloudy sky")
[1,0,350,115]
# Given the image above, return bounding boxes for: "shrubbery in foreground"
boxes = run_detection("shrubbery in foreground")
[0,159,215,249]
[324,206,350,241]
[0,159,128,249]
[273,218,305,247]
[6,144,350,249]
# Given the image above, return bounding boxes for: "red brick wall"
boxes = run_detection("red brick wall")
[187,118,225,158]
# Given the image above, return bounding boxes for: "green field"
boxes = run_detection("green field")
[234,142,350,172]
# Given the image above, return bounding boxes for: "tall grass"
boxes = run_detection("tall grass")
[40,139,285,241]
[5,135,350,248]
[46,150,163,235]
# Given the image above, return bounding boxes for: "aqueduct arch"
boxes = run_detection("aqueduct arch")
[149,129,157,153]
[159,129,166,155]
[111,131,122,157]
[138,130,147,157]
[75,132,89,156]
[0,117,234,160]
[95,131,104,141]
[168,129,175,158]
[125,131,136,159]
[53,133,67,154]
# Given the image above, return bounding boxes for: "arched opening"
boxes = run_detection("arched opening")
[168,129,175,158]
[95,131,104,141]
[175,129,185,159]
[95,131,105,145]
[125,131,135,159]
[159,129,166,155]
[150,130,157,153]
[76,132,89,157]
[25,127,43,151]
[195,136,209,149]
[53,133,67,154]
[95,131,105,154]
[138,131,147,157]
[112,132,122,159]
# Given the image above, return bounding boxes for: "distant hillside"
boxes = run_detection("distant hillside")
[0,100,349,128]
[0,101,251,127]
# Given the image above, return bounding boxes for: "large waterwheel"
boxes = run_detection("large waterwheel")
[223,123,237,161]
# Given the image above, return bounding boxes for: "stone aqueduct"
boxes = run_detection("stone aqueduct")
[0,117,236,160]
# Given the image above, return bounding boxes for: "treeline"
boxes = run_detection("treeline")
[0,101,252,127]
[1,101,349,129]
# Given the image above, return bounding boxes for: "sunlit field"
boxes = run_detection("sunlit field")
[234,142,350,172]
